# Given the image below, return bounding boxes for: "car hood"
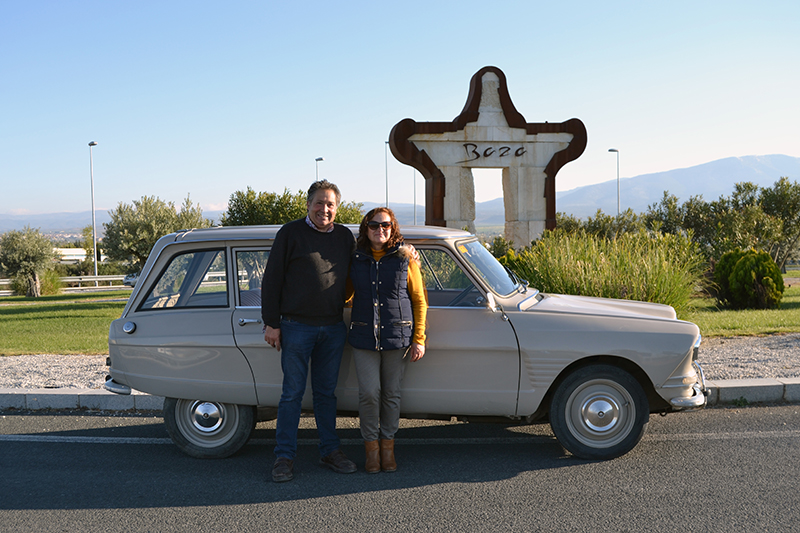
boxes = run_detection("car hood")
[520,292,678,321]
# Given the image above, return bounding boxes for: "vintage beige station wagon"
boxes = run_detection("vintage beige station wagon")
[106,225,706,460]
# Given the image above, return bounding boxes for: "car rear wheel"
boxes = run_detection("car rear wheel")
[549,364,648,460]
[163,398,256,459]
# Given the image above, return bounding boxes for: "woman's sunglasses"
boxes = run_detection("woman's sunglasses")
[367,221,392,230]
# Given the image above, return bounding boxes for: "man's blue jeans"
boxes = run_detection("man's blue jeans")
[274,318,347,460]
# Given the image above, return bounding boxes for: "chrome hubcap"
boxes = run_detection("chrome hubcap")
[191,401,224,433]
[581,395,620,432]
[565,378,636,449]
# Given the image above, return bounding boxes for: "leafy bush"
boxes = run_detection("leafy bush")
[11,268,61,296]
[39,269,63,295]
[727,250,784,309]
[714,248,748,305]
[487,235,514,258]
[499,229,705,316]
[0,226,57,297]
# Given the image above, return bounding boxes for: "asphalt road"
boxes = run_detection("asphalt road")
[1,406,800,532]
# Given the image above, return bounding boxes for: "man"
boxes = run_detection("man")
[261,180,357,483]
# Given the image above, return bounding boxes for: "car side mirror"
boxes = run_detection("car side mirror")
[484,292,509,321]
[485,293,497,313]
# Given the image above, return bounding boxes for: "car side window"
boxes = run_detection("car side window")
[236,249,269,307]
[139,249,228,310]
[417,248,482,307]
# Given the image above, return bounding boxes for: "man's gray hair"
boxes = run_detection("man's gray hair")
[307,180,341,205]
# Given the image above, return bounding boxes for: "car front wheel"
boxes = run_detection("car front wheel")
[549,364,648,460]
[163,398,256,459]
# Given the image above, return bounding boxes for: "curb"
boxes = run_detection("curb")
[706,378,800,405]
[0,388,164,411]
[2,379,800,412]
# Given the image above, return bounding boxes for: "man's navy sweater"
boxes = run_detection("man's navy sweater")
[260,218,355,328]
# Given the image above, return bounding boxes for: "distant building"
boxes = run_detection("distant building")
[54,248,107,264]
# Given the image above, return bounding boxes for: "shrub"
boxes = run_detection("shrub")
[727,250,784,309]
[11,268,61,296]
[499,229,705,316]
[488,235,514,258]
[39,269,62,295]
[714,248,749,305]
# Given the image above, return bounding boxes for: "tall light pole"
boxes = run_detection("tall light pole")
[88,141,99,285]
[384,141,389,207]
[315,157,324,180]
[413,168,417,225]
[608,148,620,216]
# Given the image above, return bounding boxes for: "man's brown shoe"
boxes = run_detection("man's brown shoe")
[319,449,357,474]
[272,457,294,483]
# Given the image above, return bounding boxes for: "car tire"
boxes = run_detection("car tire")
[549,364,648,460]
[163,398,256,459]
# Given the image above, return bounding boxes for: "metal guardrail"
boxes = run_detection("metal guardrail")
[60,275,126,284]
[0,275,125,286]
[0,275,131,296]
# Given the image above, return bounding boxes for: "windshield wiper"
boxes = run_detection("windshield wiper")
[504,265,528,294]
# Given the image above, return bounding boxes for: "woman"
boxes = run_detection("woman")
[348,207,427,473]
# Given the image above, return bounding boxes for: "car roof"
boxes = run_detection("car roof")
[168,224,474,243]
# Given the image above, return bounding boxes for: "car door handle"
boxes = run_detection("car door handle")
[238,318,263,327]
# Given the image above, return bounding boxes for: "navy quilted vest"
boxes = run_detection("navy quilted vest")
[348,244,413,351]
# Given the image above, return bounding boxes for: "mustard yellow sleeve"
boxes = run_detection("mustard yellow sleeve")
[407,259,428,345]
[345,274,354,306]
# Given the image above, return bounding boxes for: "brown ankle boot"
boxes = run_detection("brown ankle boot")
[364,440,380,474]
[380,439,397,472]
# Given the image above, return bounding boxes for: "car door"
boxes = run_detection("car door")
[229,247,286,406]
[230,246,361,410]
[367,245,520,417]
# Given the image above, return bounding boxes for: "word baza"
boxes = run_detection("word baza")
[457,143,527,164]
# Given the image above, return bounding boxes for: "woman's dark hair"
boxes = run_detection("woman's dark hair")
[357,207,403,251]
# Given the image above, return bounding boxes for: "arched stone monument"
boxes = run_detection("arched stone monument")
[389,66,586,246]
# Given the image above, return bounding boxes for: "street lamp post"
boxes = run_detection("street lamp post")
[88,141,99,285]
[385,141,389,207]
[315,157,324,180]
[413,168,417,225]
[608,148,620,216]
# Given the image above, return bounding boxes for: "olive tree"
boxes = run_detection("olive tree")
[646,179,800,267]
[103,195,212,269]
[219,187,363,226]
[759,177,800,270]
[0,227,57,297]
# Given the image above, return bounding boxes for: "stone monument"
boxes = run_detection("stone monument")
[389,66,586,245]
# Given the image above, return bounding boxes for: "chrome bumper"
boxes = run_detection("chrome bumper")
[669,361,708,410]
[104,378,132,395]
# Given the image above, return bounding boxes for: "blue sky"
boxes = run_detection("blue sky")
[1,1,798,216]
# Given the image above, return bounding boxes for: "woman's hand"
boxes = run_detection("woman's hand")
[408,343,425,362]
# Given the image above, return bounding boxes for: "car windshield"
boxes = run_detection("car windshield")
[454,239,522,297]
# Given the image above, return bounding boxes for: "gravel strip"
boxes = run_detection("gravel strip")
[0,354,109,390]
[2,334,800,389]
[697,334,800,380]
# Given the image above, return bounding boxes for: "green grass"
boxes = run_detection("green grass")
[0,291,130,355]
[684,284,800,337]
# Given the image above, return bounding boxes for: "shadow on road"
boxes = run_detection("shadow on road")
[0,416,595,510]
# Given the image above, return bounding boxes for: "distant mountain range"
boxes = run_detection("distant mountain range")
[3,155,798,234]
[555,154,800,219]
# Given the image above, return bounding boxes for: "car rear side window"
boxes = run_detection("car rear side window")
[139,249,229,310]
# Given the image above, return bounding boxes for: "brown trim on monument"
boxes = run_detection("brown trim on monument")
[388,66,587,229]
